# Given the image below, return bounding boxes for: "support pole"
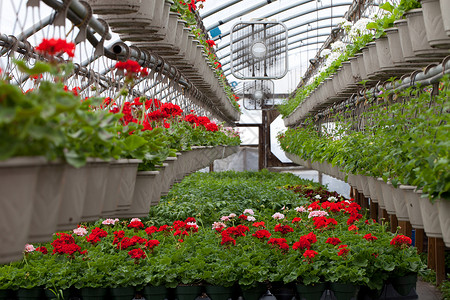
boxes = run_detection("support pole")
[415,229,424,254]
[370,201,378,221]
[390,214,398,233]
[435,238,445,285]
[398,220,412,238]
[428,237,436,271]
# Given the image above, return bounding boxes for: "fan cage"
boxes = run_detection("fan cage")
[230,21,288,80]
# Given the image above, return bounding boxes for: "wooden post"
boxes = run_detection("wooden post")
[360,194,369,209]
[258,124,264,171]
[415,228,424,254]
[209,163,214,173]
[428,237,436,271]
[435,238,446,285]
[390,214,398,233]
[398,220,412,238]
[370,201,378,221]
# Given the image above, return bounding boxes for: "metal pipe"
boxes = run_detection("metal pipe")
[17,15,53,41]
[213,2,353,41]
[41,0,112,40]
[201,0,244,19]
[217,18,342,52]
[206,0,279,31]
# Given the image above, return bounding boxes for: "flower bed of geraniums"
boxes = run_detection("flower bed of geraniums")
[0,172,424,300]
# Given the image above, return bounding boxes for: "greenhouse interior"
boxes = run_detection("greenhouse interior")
[0,0,449,299]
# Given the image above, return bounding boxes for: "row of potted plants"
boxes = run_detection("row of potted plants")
[86,0,241,120]
[0,172,424,300]
[277,76,449,248]
[280,0,449,126]
[0,41,241,264]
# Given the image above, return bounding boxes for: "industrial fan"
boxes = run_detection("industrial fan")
[241,80,275,110]
[230,21,288,80]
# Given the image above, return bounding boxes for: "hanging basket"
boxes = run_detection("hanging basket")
[115,159,141,213]
[420,0,450,48]
[391,185,410,222]
[81,159,110,223]
[400,185,424,229]
[0,157,46,264]
[437,198,450,247]
[116,171,160,219]
[56,164,89,231]
[85,0,143,15]
[417,190,442,238]
[380,181,397,215]
[28,161,65,243]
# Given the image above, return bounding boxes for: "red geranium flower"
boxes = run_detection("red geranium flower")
[145,239,160,249]
[291,217,302,223]
[303,250,318,259]
[363,233,378,242]
[128,220,144,230]
[274,224,294,235]
[35,38,75,57]
[36,246,48,254]
[128,248,146,261]
[325,237,341,246]
[337,245,350,257]
[206,40,216,48]
[86,227,108,245]
[390,235,412,249]
[292,236,311,251]
[252,229,271,239]
[145,226,158,235]
[221,235,236,246]
[252,221,266,228]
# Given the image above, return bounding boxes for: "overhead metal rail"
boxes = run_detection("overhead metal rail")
[211,2,353,41]
[206,0,279,31]
[201,0,244,18]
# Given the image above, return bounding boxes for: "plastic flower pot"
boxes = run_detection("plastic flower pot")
[56,164,88,231]
[44,288,70,300]
[400,185,424,229]
[417,190,442,238]
[270,282,296,300]
[175,285,202,300]
[115,159,141,213]
[80,287,108,300]
[437,198,450,247]
[17,287,44,300]
[85,0,142,15]
[28,161,65,243]
[143,285,168,300]
[420,0,450,48]
[81,159,110,222]
[0,156,46,264]
[295,282,326,300]
[110,287,135,300]
[240,283,267,300]
[440,0,450,36]
[205,285,234,300]
[390,273,417,296]
[406,9,448,58]
[391,185,410,222]
[356,285,383,300]
[115,170,160,219]
[330,283,359,300]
